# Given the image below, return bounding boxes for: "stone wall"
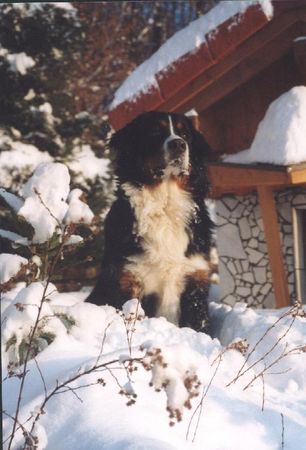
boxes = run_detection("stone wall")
[215,188,306,308]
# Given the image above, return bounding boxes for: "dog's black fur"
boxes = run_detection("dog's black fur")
[87,111,214,332]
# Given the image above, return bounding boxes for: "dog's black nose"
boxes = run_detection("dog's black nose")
[167,138,187,155]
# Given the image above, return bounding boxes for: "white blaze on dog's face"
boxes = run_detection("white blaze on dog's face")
[110,111,201,185]
[163,115,190,177]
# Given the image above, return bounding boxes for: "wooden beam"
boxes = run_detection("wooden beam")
[207,163,289,191]
[288,167,306,184]
[257,186,290,308]
[293,35,306,81]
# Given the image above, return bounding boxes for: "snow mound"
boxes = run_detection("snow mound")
[64,189,94,225]
[0,137,52,190]
[122,298,145,321]
[66,144,110,184]
[2,282,66,365]
[224,86,306,165]
[18,163,70,243]
[15,162,94,243]
[0,253,28,284]
[2,290,306,450]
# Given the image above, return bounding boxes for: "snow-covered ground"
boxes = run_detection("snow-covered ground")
[2,283,306,450]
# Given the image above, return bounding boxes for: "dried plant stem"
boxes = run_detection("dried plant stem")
[243,343,305,391]
[25,355,143,448]
[227,310,296,387]
[7,228,71,450]
[281,413,285,449]
[186,354,223,443]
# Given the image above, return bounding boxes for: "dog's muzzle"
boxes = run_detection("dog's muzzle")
[164,136,189,175]
[167,138,187,159]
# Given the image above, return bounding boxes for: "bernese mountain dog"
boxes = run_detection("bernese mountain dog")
[87,111,214,333]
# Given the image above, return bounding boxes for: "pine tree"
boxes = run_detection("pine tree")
[0,3,112,287]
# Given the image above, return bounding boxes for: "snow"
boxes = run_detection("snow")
[111,1,273,109]
[2,286,306,450]
[50,2,76,11]
[0,253,28,284]
[66,144,110,184]
[2,282,67,367]
[0,135,52,190]
[0,229,29,246]
[0,46,36,75]
[0,188,23,211]
[14,162,94,243]
[64,188,94,225]
[18,163,70,243]
[122,298,146,321]
[224,86,306,166]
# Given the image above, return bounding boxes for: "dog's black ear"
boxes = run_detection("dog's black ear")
[109,122,134,153]
[109,118,141,183]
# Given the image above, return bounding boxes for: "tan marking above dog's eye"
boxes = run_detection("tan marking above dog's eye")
[159,120,168,128]
[176,122,184,130]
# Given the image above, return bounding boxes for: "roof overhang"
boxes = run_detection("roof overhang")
[109,0,306,131]
[207,162,306,198]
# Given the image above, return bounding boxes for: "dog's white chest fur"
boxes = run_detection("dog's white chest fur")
[122,180,208,324]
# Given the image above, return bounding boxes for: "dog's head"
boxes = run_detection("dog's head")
[109,111,213,186]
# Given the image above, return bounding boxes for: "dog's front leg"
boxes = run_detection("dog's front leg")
[179,270,210,333]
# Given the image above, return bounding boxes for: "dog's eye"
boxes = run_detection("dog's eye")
[180,131,188,140]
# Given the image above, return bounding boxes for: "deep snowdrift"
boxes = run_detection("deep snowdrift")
[2,285,306,450]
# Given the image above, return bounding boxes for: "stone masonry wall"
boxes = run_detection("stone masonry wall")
[215,188,306,308]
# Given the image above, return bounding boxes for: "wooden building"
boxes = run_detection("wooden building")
[108,0,306,309]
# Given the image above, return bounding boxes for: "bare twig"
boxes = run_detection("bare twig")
[34,358,47,399]
[243,343,306,391]
[7,227,72,450]
[281,413,285,450]
[33,188,62,229]
[25,354,143,446]
[227,309,297,388]
[94,320,114,366]
[186,353,223,443]
[261,374,265,411]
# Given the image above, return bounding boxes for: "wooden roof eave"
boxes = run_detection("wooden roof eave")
[207,162,306,198]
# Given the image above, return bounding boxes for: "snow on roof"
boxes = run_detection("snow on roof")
[224,86,306,166]
[110,0,273,110]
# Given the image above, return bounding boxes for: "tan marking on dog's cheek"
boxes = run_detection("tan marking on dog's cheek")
[119,270,142,298]
[187,269,210,285]
[171,175,190,190]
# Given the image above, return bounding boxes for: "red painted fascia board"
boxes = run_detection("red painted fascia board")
[109,82,164,130]
[205,3,270,61]
[156,42,214,101]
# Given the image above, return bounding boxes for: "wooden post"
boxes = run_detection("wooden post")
[257,186,290,308]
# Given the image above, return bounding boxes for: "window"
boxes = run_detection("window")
[293,207,306,304]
